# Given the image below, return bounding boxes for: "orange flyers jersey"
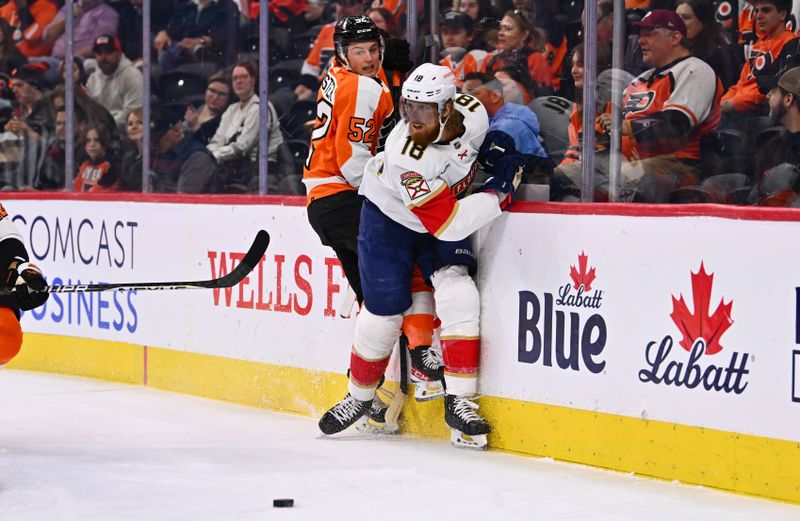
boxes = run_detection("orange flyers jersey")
[74,160,113,192]
[722,31,795,112]
[543,36,567,90]
[303,64,395,203]
[625,0,649,8]
[561,105,582,165]
[301,23,335,79]
[359,93,493,241]
[482,49,554,89]
[440,50,488,87]
[0,201,22,245]
[621,56,721,161]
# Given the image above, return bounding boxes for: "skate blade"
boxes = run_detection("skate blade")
[413,381,445,402]
[450,430,487,450]
[355,416,400,435]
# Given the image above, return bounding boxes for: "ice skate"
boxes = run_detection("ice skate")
[319,394,371,435]
[409,345,445,401]
[444,395,490,450]
[355,394,400,434]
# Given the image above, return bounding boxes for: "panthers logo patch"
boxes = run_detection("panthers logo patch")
[400,171,431,200]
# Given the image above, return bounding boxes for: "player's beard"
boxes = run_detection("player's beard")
[410,121,441,147]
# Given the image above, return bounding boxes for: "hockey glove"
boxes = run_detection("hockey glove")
[477,154,527,210]
[382,38,413,73]
[478,130,517,171]
[9,261,48,311]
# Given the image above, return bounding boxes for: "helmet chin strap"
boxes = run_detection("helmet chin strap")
[434,105,453,143]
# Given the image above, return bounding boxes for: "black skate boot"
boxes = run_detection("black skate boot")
[319,394,371,435]
[409,346,445,401]
[444,394,490,450]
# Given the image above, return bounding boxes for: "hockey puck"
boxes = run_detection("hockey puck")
[273,498,294,508]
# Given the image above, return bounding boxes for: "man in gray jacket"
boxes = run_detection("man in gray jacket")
[86,35,143,127]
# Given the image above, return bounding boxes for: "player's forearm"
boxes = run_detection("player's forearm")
[427,192,502,241]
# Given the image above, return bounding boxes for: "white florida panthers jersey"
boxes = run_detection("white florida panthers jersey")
[360,94,502,241]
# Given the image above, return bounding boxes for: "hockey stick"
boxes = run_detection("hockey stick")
[384,334,408,431]
[2,230,270,299]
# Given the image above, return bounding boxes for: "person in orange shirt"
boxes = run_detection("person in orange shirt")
[439,11,488,87]
[294,0,368,101]
[15,0,58,57]
[0,201,48,366]
[302,15,394,306]
[73,124,118,192]
[721,0,795,119]
[482,10,554,98]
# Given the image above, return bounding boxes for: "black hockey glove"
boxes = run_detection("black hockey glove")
[477,155,527,210]
[8,261,49,311]
[382,38,413,73]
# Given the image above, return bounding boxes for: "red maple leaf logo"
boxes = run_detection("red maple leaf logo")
[569,251,597,291]
[670,263,733,356]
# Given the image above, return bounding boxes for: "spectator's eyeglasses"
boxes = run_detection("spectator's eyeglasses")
[207,87,230,97]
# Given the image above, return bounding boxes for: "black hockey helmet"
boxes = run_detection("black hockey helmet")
[334,15,384,69]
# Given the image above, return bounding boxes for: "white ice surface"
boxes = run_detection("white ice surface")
[0,370,798,521]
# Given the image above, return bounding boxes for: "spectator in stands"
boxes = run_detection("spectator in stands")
[155,0,239,72]
[43,0,118,59]
[60,56,88,87]
[73,123,118,192]
[462,73,527,118]
[516,0,567,90]
[208,62,259,192]
[116,107,145,191]
[456,0,494,23]
[557,43,613,169]
[6,63,52,188]
[482,10,554,98]
[721,0,795,121]
[294,0,368,101]
[439,11,488,87]
[676,0,742,90]
[50,83,116,137]
[86,35,143,127]
[184,73,231,145]
[35,104,87,191]
[14,0,58,58]
[150,107,218,193]
[113,0,143,62]
[755,67,800,180]
[557,10,722,201]
[367,6,400,38]
[0,19,26,75]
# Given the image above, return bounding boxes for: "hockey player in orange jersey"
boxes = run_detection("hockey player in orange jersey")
[0,202,49,366]
[303,15,395,307]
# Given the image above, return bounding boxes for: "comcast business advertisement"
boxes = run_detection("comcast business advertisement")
[9,199,356,373]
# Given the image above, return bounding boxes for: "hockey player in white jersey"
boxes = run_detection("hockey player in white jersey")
[318,63,526,449]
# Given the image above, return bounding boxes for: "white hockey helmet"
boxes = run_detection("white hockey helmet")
[401,63,457,114]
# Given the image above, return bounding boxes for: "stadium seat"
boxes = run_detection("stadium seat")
[270,89,295,120]
[631,172,680,203]
[701,173,750,204]
[286,138,310,176]
[159,70,208,104]
[669,186,711,204]
[281,99,316,140]
[287,32,317,60]
[269,68,300,93]
[755,126,783,148]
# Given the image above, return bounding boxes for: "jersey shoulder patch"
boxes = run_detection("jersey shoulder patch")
[400,171,432,201]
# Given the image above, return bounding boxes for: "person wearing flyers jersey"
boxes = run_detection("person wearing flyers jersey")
[318,63,528,450]
[0,202,49,367]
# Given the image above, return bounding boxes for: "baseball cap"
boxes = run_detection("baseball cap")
[149,107,183,138]
[93,34,122,54]
[441,11,473,32]
[11,63,47,90]
[777,66,800,96]
[633,9,688,37]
